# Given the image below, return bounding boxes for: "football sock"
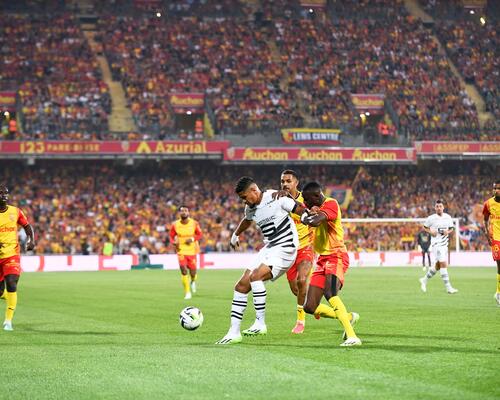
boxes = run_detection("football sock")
[439,268,452,290]
[296,305,305,323]
[424,267,437,281]
[497,274,500,294]
[181,274,190,294]
[5,291,17,321]
[229,291,248,335]
[329,296,356,338]
[313,304,337,319]
[250,280,266,325]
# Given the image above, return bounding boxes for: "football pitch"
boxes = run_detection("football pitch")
[1,268,498,400]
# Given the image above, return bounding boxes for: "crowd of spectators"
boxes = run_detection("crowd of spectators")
[0,14,111,139]
[1,1,497,141]
[434,18,499,135]
[3,160,494,255]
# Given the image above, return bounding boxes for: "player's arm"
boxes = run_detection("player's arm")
[18,209,35,251]
[23,224,35,251]
[169,225,179,251]
[302,200,339,227]
[483,202,492,245]
[230,218,252,250]
[423,225,437,237]
[186,222,203,245]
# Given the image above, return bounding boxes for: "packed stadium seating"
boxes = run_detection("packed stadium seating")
[3,160,493,255]
[0,14,111,139]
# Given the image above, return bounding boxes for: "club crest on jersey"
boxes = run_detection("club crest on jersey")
[9,213,16,222]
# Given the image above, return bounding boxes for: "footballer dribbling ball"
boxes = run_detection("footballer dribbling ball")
[179,306,204,331]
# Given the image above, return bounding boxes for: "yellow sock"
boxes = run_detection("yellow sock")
[497,273,500,294]
[313,303,337,319]
[181,275,190,295]
[329,296,356,338]
[191,273,197,283]
[297,305,305,323]
[5,291,17,321]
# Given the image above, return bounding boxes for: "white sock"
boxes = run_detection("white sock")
[229,291,248,335]
[250,280,266,326]
[439,268,452,289]
[424,267,437,282]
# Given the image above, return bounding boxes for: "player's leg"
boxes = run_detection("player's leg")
[420,248,438,292]
[188,256,197,294]
[438,248,457,293]
[178,255,191,299]
[495,261,500,305]
[426,250,431,268]
[304,260,339,320]
[291,258,312,334]
[3,274,19,331]
[0,279,5,300]
[323,274,360,346]
[242,264,273,336]
[215,270,252,344]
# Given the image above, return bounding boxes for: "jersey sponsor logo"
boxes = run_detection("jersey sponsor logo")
[0,226,16,233]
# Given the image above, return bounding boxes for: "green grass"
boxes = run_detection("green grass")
[1,268,498,400]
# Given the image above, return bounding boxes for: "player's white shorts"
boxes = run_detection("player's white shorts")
[431,245,448,263]
[248,245,297,281]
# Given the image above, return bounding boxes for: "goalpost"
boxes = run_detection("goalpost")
[343,218,461,252]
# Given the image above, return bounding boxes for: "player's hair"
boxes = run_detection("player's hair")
[435,199,445,205]
[281,169,299,180]
[235,176,255,194]
[302,181,322,192]
[179,205,189,210]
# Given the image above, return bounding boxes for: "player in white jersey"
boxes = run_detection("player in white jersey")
[215,176,309,345]
[419,199,458,294]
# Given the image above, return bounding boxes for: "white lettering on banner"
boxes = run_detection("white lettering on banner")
[20,252,493,272]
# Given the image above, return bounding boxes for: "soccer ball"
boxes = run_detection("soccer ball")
[179,306,204,331]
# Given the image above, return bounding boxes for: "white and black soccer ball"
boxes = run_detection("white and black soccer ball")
[179,306,204,331]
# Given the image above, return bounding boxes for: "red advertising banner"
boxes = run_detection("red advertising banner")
[169,93,204,113]
[281,128,341,145]
[351,94,385,114]
[224,147,416,163]
[415,141,500,154]
[300,0,326,7]
[0,91,16,111]
[0,141,229,155]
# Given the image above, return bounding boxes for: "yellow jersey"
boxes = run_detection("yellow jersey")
[169,218,202,256]
[313,197,347,255]
[0,205,29,259]
[483,197,500,241]
[290,192,313,250]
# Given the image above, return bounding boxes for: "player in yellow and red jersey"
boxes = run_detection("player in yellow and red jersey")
[169,206,202,300]
[301,181,361,346]
[280,170,314,334]
[483,180,500,306]
[0,185,35,331]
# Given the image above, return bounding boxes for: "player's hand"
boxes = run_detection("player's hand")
[230,232,240,250]
[430,228,437,237]
[300,210,315,225]
[272,190,291,200]
[0,242,3,249]
[26,240,35,251]
[486,234,492,246]
[185,237,194,245]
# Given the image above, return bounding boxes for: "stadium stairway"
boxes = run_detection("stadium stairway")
[83,29,138,133]
[404,0,494,128]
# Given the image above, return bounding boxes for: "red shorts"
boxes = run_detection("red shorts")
[286,246,314,281]
[0,255,21,280]
[177,254,197,271]
[492,239,500,261]
[310,251,349,290]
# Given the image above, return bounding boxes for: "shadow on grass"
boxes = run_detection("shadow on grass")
[21,326,118,335]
